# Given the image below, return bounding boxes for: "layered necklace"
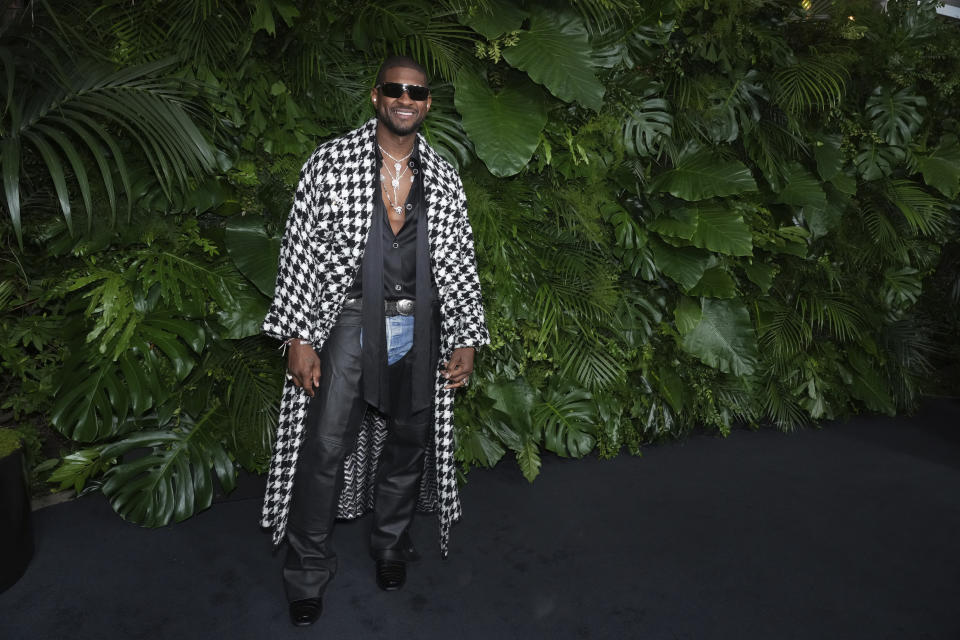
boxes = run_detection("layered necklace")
[379,144,415,218]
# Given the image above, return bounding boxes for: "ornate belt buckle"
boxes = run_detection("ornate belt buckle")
[396,299,415,316]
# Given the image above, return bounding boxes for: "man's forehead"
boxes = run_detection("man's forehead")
[382,65,427,85]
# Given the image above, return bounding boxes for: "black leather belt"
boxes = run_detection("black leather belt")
[343,297,415,317]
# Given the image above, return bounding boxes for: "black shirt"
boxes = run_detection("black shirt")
[347,148,421,300]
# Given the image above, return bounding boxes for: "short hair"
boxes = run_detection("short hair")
[375,55,429,87]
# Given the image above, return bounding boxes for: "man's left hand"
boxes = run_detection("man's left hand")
[443,347,475,389]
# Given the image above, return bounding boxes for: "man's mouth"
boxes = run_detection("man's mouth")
[392,108,417,120]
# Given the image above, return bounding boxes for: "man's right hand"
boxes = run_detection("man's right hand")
[288,341,321,397]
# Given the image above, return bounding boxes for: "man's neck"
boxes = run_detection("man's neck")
[376,123,417,159]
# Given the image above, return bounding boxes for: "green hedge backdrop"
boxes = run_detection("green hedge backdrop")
[1,0,958,526]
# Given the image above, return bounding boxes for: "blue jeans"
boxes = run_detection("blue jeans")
[361,315,414,365]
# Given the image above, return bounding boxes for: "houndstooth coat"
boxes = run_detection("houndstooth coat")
[260,118,488,556]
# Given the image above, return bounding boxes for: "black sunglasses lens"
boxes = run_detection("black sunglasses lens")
[407,86,430,100]
[380,83,405,98]
[379,83,429,101]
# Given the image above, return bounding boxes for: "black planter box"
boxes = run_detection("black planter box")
[0,451,34,593]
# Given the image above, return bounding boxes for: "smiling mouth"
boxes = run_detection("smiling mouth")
[392,108,417,118]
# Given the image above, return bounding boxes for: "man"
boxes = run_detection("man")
[260,55,489,627]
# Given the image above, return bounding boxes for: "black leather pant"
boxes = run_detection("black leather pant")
[282,306,430,602]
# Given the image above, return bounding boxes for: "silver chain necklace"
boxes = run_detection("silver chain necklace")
[378,144,415,217]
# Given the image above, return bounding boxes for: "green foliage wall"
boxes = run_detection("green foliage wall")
[1,0,958,525]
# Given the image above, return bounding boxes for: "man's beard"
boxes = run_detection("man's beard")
[376,103,426,136]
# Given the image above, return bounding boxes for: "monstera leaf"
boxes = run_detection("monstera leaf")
[502,8,605,111]
[99,410,236,527]
[855,142,905,181]
[225,216,282,297]
[675,298,758,376]
[622,80,673,157]
[651,149,756,200]
[533,384,596,458]
[866,86,926,147]
[51,352,160,442]
[455,70,548,177]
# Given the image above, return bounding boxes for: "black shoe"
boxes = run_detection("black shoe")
[375,559,406,591]
[289,597,323,626]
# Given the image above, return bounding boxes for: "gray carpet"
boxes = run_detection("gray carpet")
[2,400,959,639]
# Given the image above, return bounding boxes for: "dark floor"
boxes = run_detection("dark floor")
[2,400,959,640]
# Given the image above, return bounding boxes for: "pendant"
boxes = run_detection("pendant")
[393,206,403,216]
[394,162,402,173]
[391,178,399,188]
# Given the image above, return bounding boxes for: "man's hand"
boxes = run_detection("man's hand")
[443,347,475,389]
[288,341,321,397]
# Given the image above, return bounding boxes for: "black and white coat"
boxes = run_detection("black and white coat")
[261,118,489,556]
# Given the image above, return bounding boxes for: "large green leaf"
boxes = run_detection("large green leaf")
[813,134,843,181]
[99,410,236,527]
[516,438,541,482]
[742,262,776,294]
[916,134,960,199]
[502,8,605,111]
[484,376,537,437]
[217,282,270,340]
[651,149,757,200]
[673,295,701,335]
[454,70,548,177]
[688,267,737,299]
[804,186,846,240]
[225,216,282,297]
[648,207,697,240]
[650,237,713,290]
[776,163,827,210]
[459,0,528,38]
[679,298,758,376]
[690,204,754,256]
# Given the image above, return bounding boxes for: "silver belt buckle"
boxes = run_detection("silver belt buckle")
[396,299,415,316]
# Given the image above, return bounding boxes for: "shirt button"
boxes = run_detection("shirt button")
[395,284,402,291]
[393,242,399,248]
[405,203,413,210]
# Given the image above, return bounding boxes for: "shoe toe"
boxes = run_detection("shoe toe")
[289,597,323,626]
[376,559,407,591]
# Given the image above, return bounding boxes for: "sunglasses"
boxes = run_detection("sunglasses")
[376,82,431,101]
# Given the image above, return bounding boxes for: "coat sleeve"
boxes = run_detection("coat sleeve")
[261,153,324,343]
[449,175,490,350]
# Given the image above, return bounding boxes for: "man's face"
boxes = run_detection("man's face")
[371,65,431,137]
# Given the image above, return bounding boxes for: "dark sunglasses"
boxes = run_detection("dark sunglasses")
[376,82,431,101]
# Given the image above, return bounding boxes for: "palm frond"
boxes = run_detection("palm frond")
[1,44,218,244]
[556,336,626,390]
[883,179,948,236]
[797,291,867,343]
[772,50,847,114]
